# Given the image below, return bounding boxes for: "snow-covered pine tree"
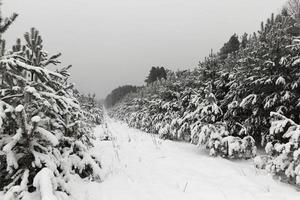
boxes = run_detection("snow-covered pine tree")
[224,13,300,146]
[263,112,300,187]
[191,85,256,158]
[190,85,226,156]
[0,25,103,199]
[74,91,104,146]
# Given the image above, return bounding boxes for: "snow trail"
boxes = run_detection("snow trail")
[71,118,300,200]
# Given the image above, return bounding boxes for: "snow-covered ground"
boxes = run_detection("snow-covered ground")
[69,118,299,200]
[1,118,298,200]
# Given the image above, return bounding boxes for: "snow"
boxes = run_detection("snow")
[1,118,299,200]
[240,94,257,108]
[3,58,64,79]
[253,156,265,169]
[32,116,41,123]
[275,76,286,85]
[292,58,300,66]
[68,118,300,200]
[15,105,24,112]
[3,170,30,200]
[36,127,59,146]
[3,128,23,172]
[25,86,37,94]
[39,92,80,109]
[33,168,57,200]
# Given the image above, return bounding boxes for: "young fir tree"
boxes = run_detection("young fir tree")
[0,11,103,200]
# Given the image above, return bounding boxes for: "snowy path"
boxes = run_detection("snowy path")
[71,118,300,200]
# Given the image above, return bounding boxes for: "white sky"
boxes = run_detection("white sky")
[3,0,286,98]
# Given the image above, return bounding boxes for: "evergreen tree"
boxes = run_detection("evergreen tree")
[240,33,248,49]
[224,13,300,145]
[145,66,167,85]
[0,9,103,199]
[219,34,240,59]
[257,112,300,186]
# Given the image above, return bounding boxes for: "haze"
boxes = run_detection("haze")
[3,0,286,98]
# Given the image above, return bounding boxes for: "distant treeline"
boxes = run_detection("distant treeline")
[105,85,139,108]
[105,66,167,107]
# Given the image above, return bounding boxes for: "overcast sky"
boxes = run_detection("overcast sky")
[3,0,286,99]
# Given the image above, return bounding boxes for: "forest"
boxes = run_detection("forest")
[2,0,300,199]
[107,2,300,189]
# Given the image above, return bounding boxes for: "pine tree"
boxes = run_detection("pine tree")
[145,66,167,85]
[224,13,300,145]
[261,112,300,187]
[240,33,248,49]
[219,34,240,59]
[0,11,103,200]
